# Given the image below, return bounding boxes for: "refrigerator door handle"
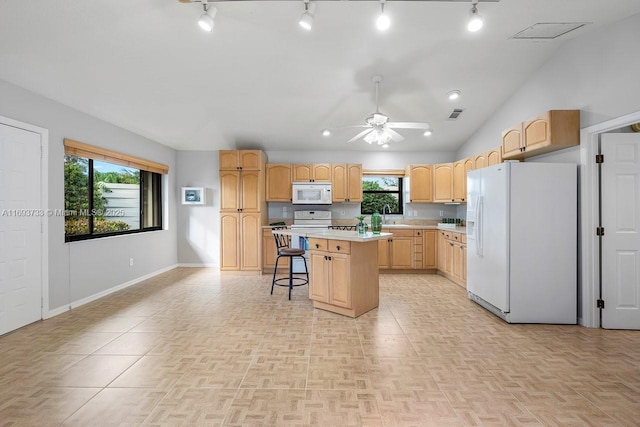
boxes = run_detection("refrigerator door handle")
[477,196,483,257]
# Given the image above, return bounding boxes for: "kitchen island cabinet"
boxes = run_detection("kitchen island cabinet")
[277,229,390,317]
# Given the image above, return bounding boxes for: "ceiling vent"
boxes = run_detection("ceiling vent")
[511,22,589,40]
[448,108,464,120]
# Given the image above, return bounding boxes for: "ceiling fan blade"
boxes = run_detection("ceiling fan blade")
[331,125,370,131]
[385,128,405,142]
[387,122,431,130]
[347,128,374,143]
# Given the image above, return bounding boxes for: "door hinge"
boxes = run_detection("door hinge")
[597,299,605,309]
[595,154,604,163]
[596,227,605,236]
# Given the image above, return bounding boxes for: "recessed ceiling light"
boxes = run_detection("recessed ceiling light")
[447,90,461,101]
[322,129,331,137]
[382,143,389,149]
[423,130,433,137]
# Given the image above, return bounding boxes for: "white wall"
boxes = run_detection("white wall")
[0,79,178,313]
[456,12,640,161]
[176,151,219,266]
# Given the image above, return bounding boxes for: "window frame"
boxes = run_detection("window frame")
[64,157,163,243]
[361,175,404,215]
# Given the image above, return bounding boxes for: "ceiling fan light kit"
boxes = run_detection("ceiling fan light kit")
[447,89,461,100]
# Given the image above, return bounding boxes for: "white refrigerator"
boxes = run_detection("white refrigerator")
[466,162,577,324]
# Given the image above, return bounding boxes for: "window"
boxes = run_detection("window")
[361,176,403,215]
[63,139,166,242]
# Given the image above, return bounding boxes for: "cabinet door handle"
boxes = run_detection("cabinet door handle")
[315,243,320,249]
[336,245,341,251]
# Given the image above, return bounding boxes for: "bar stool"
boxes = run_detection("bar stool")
[271,226,309,300]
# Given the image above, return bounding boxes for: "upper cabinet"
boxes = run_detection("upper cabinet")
[219,150,264,171]
[292,163,332,182]
[433,163,453,203]
[332,164,362,202]
[265,163,292,202]
[406,164,433,203]
[452,160,466,202]
[486,147,502,166]
[502,110,580,160]
[473,152,487,169]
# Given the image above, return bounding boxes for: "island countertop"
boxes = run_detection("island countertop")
[272,228,392,242]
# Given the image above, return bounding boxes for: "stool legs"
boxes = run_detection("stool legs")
[271,255,280,295]
[270,255,309,300]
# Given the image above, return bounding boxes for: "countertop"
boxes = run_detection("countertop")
[264,224,466,233]
[272,228,392,243]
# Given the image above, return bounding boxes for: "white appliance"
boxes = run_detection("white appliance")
[292,182,332,205]
[290,210,332,273]
[466,162,577,324]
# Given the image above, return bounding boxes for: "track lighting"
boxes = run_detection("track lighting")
[299,0,316,31]
[376,0,390,31]
[198,1,217,32]
[467,1,483,32]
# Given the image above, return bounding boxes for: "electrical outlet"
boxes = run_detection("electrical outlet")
[129,258,134,267]
[341,210,345,216]
[439,210,444,217]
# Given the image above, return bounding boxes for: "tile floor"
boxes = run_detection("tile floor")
[1,268,639,426]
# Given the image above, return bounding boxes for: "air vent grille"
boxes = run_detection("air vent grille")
[448,109,464,120]
[511,22,589,40]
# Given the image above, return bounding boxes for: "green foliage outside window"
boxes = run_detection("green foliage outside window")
[361,177,403,215]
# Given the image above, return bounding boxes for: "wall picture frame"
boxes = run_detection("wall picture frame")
[181,187,205,205]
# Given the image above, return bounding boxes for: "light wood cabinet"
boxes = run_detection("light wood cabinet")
[308,238,379,317]
[453,160,466,202]
[502,110,580,160]
[423,230,437,269]
[220,212,262,271]
[265,163,292,202]
[405,164,433,203]
[437,229,466,287]
[474,152,487,169]
[219,150,264,171]
[219,150,266,273]
[219,170,261,212]
[292,163,332,182]
[433,163,454,203]
[332,164,362,202]
[413,230,424,269]
[262,228,289,272]
[378,229,414,269]
[486,147,502,166]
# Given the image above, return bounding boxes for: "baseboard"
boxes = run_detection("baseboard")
[177,263,218,268]
[45,264,178,318]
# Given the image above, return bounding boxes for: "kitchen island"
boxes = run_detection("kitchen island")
[274,229,391,317]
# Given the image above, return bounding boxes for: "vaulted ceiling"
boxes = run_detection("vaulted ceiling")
[1,0,639,152]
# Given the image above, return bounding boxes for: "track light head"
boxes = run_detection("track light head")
[299,0,315,30]
[198,4,217,32]
[467,3,483,32]
[376,0,390,31]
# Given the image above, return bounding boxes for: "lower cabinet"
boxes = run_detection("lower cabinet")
[378,229,415,269]
[220,212,262,272]
[423,230,437,269]
[308,238,379,317]
[437,229,466,287]
[262,229,288,273]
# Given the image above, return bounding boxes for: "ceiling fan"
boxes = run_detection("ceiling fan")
[326,74,431,147]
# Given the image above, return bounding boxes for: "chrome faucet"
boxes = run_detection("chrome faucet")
[382,204,392,224]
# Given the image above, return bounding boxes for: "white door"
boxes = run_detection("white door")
[601,133,640,329]
[0,123,43,335]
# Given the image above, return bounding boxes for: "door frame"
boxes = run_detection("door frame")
[0,115,49,321]
[579,109,640,328]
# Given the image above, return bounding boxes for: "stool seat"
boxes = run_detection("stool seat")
[271,227,309,300]
[279,248,305,256]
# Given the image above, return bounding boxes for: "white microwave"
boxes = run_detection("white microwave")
[292,182,332,205]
